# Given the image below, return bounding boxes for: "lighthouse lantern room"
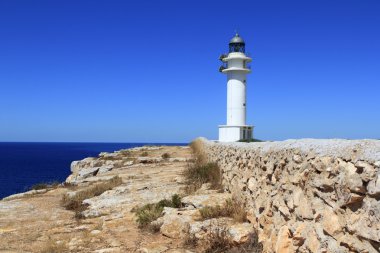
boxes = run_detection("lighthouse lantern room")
[218,33,254,142]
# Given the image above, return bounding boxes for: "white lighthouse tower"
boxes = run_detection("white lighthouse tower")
[218,33,253,142]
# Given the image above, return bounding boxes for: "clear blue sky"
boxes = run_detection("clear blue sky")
[0,0,379,142]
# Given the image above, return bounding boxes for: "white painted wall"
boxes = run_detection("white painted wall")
[219,126,241,142]
[227,72,246,126]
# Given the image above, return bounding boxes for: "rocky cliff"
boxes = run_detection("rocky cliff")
[0,146,196,252]
[198,138,380,252]
[1,139,379,253]
[0,145,256,252]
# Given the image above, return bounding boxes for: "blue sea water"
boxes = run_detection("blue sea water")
[0,142,186,199]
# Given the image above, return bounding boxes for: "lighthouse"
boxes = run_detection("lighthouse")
[218,33,253,142]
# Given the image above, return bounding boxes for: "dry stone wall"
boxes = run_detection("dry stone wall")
[198,138,380,253]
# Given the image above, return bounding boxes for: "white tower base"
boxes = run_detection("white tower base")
[218,125,253,142]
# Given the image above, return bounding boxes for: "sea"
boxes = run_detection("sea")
[0,142,186,199]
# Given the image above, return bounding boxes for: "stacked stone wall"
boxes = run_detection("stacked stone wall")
[198,138,380,252]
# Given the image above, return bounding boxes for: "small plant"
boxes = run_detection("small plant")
[133,194,182,229]
[199,199,247,222]
[141,151,149,157]
[61,176,122,218]
[203,229,262,253]
[183,162,222,193]
[185,139,222,193]
[204,227,231,253]
[161,152,170,159]
[135,203,163,228]
[183,233,198,248]
[171,193,182,208]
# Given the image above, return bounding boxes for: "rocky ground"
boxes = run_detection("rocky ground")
[0,145,256,252]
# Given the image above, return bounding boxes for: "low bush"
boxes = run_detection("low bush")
[161,153,170,159]
[199,199,247,222]
[133,194,182,229]
[183,162,222,193]
[61,176,122,218]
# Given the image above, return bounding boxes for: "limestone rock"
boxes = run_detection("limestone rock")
[156,208,198,239]
[275,225,294,253]
[367,172,380,196]
[227,222,254,243]
[322,208,343,239]
[181,193,231,209]
[2,189,48,201]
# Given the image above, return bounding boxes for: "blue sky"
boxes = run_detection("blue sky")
[0,0,379,142]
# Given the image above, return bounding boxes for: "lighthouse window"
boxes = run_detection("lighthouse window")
[243,103,246,107]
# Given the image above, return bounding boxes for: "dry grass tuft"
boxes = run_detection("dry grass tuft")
[183,233,198,249]
[30,181,61,190]
[39,239,68,253]
[184,139,222,193]
[204,227,231,253]
[133,194,182,230]
[61,176,122,218]
[199,199,247,222]
[190,227,262,253]
[189,139,206,163]
[141,151,149,157]
[183,162,222,194]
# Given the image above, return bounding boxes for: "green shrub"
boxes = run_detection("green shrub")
[135,203,163,227]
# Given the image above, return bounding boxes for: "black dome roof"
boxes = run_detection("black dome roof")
[229,33,245,44]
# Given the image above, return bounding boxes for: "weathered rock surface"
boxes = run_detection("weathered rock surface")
[198,137,380,253]
[0,146,194,252]
[2,138,380,253]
